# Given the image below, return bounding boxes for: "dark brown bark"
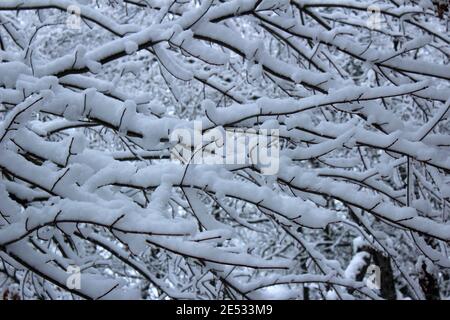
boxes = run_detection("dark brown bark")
[418,262,441,300]
[359,246,397,300]
[371,250,397,300]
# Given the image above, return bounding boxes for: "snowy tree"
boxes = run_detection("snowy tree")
[0,0,449,300]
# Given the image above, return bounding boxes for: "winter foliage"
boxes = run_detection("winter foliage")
[0,0,449,300]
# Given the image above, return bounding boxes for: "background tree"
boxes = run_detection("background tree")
[0,0,449,300]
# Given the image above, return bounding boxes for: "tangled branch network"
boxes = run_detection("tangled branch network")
[0,0,449,300]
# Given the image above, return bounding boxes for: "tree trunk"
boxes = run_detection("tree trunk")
[418,262,440,300]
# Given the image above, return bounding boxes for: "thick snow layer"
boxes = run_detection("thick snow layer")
[0,0,449,301]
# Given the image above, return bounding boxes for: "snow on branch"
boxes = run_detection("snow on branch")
[0,0,449,300]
